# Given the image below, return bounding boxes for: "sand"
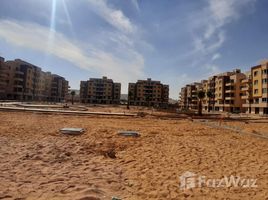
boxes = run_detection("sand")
[0,111,267,200]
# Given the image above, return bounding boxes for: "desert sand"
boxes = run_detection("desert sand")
[0,110,268,200]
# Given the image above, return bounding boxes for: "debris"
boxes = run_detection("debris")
[106,149,117,159]
[112,197,121,200]
[137,112,146,117]
[118,131,140,137]
[60,128,85,135]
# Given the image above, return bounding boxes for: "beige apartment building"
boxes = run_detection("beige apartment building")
[179,86,187,109]
[180,69,247,113]
[80,76,121,104]
[241,71,253,114]
[214,69,246,112]
[128,78,169,107]
[0,57,9,99]
[0,58,69,101]
[249,61,268,114]
[180,61,268,115]
[179,82,202,110]
[190,82,202,110]
[201,76,216,111]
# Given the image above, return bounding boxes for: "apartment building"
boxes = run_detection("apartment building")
[80,76,121,104]
[241,71,253,114]
[179,83,202,110]
[0,57,9,99]
[201,76,216,111]
[0,58,69,101]
[190,82,202,110]
[128,78,169,107]
[179,86,187,109]
[214,69,246,112]
[50,75,69,102]
[180,69,247,113]
[250,61,268,114]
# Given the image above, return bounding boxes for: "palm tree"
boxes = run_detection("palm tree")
[145,94,151,107]
[127,91,133,109]
[70,90,76,105]
[206,90,214,112]
[197,90,206,116]
[187,97,192,110]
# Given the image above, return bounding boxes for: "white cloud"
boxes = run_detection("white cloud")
[86,0,136,33]
[131,0,140,12]
[211,53,221,61]
[192,0,256,56]
[0,19,144,93]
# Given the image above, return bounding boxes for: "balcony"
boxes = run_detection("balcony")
[240,87,249,91]
[14,77,23,81]
[224,104,234,107]
[225,81,234,86]
[225,96,235,100]
[0,73,9,79]
[15,71,24,75]
[241,79,250,84]
[241,95,250,100]
[13,84,23,89]
[214,103,224,107]
[225,90,234,93]
[0,81,6,86]
[0,68,9,73]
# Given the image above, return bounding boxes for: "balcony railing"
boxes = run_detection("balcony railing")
[240,87,249,91]
[225,96,235,100]
[225,90,234,93]
[241,79,250,84]
[15,71,24,75]
[225,81,234,86]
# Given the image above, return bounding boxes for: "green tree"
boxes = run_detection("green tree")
[71,90,76,105]
[145,94,151,107]
[127,91,133,109]
[197,90,206,116]
[206,90,214,112]
[187,97,192,110]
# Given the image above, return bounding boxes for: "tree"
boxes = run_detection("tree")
[206,90,214,112]
[145,94,152,107]
[71,90,76,105]
[197,90,206,116]
[127,91,133,109]
[187,97,192,110]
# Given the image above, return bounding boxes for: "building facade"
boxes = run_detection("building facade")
[0,58,69,101]
[179,83,202,110]
[128,78,169,107]
[214,70,246,112]
[250,61,268,114]
[241,71,253,114]
[80,76,121,104]
[0,57,9,99]
[179,61,268,115]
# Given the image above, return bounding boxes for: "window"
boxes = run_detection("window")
[254,89,258,94]
[262,88,267,93]
[254,71,258,76]
[262,98,267,102]
[254,80,258,85]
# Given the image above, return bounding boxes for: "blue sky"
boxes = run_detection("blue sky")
[0,0,268,99]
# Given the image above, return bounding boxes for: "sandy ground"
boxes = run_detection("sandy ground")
[0,111,268,200]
